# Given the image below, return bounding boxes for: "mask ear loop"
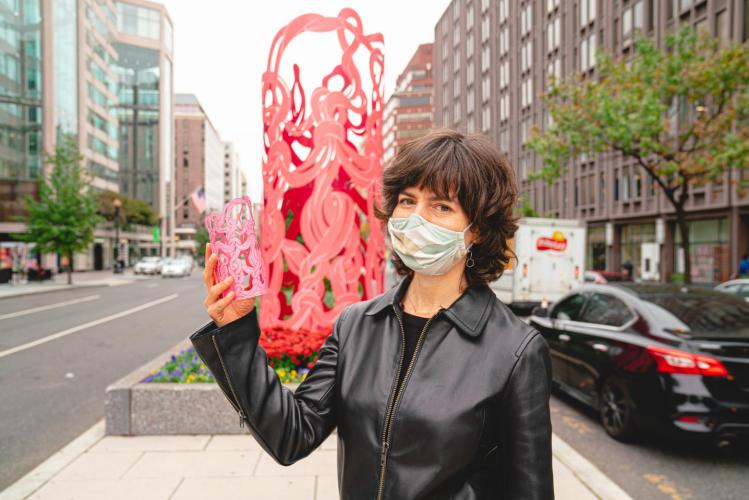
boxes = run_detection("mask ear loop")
[465,222,476,269]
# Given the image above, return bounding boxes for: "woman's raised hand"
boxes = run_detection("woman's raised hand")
[203,242,256,328]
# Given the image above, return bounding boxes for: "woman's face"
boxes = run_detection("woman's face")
[391,184,477,247]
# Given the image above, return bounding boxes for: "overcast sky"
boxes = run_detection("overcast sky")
[159,0,451,203]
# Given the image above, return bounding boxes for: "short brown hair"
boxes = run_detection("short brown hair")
[373,128,519,287]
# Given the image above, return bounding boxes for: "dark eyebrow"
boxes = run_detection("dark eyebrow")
[401,190,454,203]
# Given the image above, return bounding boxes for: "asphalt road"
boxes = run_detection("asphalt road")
[0,272,210,491]
[550,389,749,500]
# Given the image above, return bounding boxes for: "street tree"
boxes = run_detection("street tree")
[528,27,749,284]
[12,136,103,285]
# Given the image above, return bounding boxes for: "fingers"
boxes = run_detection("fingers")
[205,276,233,306]
[203,247,217,289]
[208,290,235,320]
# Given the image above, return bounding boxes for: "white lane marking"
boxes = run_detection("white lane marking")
[0,294,179,359]
[0,295,101,321]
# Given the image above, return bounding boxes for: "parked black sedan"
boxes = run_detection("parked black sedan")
[529,283,749,447]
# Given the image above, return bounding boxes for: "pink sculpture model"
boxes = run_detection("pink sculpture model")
[205,196,268,301]
[259,8,385,331]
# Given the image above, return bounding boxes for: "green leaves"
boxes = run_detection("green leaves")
[11,136,103,262]
[529,26,749,201]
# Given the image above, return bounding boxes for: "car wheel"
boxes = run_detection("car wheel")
[599,377,637,442]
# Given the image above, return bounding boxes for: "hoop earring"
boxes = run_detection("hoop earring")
[466,250,475,268]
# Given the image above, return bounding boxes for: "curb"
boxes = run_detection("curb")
[0,283,110,300]
[0,419,105,500]
[551,434,633,500]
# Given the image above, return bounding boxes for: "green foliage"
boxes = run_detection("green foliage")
[11,137,103,269]
[97,190,158,228]
[529,26,749,200]
[195,226,209,257]
[519,196,539,217]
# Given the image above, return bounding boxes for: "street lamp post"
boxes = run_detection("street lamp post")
[113,198,122,273]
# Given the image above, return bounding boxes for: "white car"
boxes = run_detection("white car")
[161,258,191,278]
[715,279,749,302]
[134,256,163,275]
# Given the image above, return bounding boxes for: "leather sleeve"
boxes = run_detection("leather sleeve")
[189,305,347,466]
[499,330,554,499]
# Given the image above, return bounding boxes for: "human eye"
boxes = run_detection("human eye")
[436,204,451,212]
[399,198,414,205]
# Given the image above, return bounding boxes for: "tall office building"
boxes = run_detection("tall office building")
[435,0,749,283]
[113,0,174,257]
[222,141,241,203]
[0,0,174,272]
[174,93,224,255]
[383,43,434,163]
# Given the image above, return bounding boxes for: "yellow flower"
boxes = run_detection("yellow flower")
[291,370,297,379]
[277,368,286,377]
[301,372,308,381]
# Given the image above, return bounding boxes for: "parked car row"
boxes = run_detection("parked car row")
[133,256,194,278]
[530,282,749,449]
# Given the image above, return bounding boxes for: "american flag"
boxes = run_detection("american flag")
[190,186,206,214]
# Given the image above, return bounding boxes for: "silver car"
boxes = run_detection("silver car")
[715,279,749,302]
[134,256,163,275]
[160,258,191,278]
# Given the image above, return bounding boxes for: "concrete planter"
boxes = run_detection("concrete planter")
[105,337,300,435]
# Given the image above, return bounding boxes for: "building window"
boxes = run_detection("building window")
[467,32,474,58]
[716,10,730,49]
[623,1,644,39]
[454,75,461,97]
[467,87,475,114]
[481,16,490,42]
[481,44,491,73]
[499,93,509,121]
[499,28,509,56]
[453,25,461,46]
[580,33,596,71]
[454,49,461,72]
[521,3,533,36]
[466,3,474,31]
[521,41,533,72]
[547,0,560,13]
[454,100,462,123]
[442,36,449,60]
[499,60,509,89]
[580,0,596,28]
[521,78,533,108]
[498,0,509,23]
[481,0,490,13]
[481,106,491,132]
[547,17,560,52]
[499,128,509,152]
[481,74,491,102]
[467,60,475,85]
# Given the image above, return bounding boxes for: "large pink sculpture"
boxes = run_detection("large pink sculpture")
[259,8,385,331]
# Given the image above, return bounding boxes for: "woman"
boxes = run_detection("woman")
[191,129,554,499]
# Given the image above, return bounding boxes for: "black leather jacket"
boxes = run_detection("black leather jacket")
[190,274,554,499]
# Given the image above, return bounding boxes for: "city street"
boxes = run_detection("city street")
[550,389,749,500]
[0,273,208,491]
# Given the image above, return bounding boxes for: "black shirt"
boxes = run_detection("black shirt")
[396,309,432,391]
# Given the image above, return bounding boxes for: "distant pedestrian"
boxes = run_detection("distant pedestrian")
[622,260,634,281]
[739,254,749,277]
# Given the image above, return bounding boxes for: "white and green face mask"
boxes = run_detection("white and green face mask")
[387,213,474,276]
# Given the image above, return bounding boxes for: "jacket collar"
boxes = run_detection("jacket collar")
[364,273,494,338]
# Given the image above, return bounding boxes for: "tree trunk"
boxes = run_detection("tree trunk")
[67,252,73,285]
[676,212,692,285]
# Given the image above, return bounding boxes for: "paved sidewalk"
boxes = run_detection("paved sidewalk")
[0,269,152,300]
[1,420,631,500]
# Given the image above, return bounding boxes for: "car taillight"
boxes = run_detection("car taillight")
[647,345,729,377]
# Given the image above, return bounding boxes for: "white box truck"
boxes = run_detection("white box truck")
[489,217,586,315]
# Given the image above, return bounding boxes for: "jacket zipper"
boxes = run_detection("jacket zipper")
[375,306,443,500]
[212,335,247,428]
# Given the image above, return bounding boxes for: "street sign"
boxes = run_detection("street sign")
[152,226,160,243]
